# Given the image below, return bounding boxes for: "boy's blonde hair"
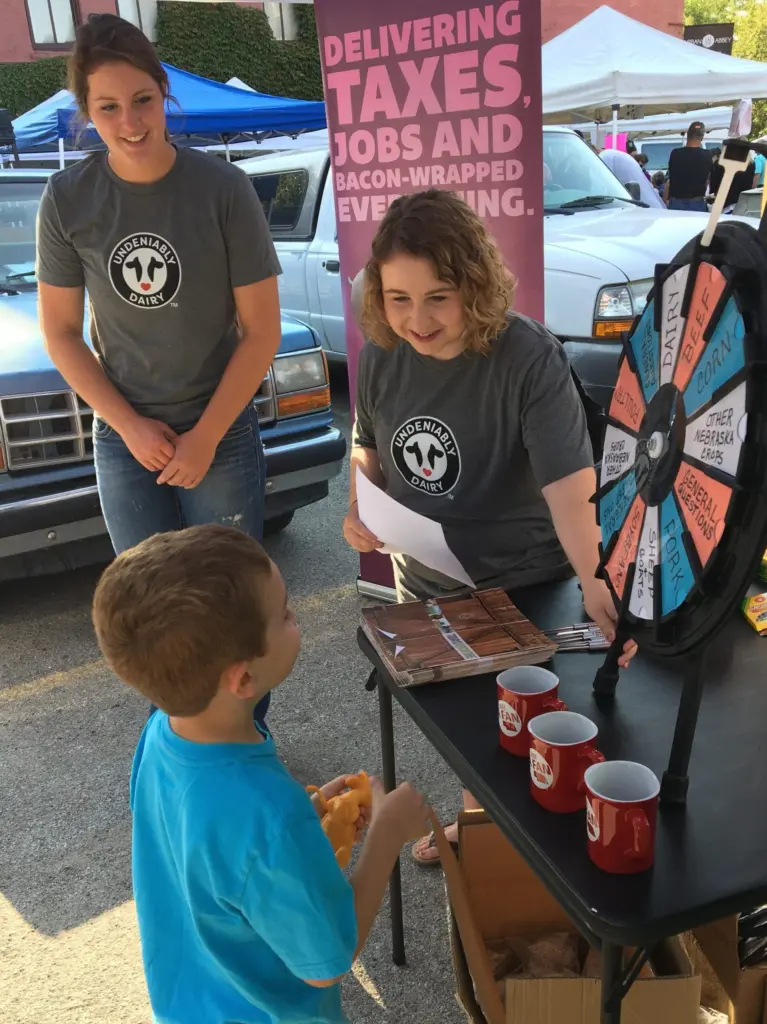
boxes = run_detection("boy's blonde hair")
[92,525,272,716]
[360,189,515,355]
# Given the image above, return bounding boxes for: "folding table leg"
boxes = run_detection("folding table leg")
[377,676,406,966]
[601,943,624,1024]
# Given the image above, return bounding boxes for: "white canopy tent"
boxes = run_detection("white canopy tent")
[226,77,254,92]
[543,6,767,133]
[567,106,734,141]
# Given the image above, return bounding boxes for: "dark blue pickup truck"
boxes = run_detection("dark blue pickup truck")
[0,168,346,576]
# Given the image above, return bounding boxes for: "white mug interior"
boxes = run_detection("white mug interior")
[528,711,597,746]
[497,665,559,696]
[585,760,660,803]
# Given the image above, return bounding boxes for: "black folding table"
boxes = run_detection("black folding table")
[357,578,767,1024]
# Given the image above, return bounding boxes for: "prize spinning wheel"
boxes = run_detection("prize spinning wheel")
[595,219,767,660]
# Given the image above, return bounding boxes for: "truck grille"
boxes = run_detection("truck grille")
[0,391,93,471]
[252,371,276,425]
[0,375,275,472]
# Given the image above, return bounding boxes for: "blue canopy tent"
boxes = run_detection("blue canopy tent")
[9,88,84,154]
[3,64,325,162]
[58,64,326,142]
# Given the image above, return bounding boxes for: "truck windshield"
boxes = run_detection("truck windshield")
[0,181,45,288]
[543,132,632,211]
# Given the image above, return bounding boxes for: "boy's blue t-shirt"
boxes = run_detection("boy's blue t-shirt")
[130,713,357,1024]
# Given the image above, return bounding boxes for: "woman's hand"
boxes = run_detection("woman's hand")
[121,417,178,472]
[581,577,638,669]
[156,427,218,489]
[343,501,383,553]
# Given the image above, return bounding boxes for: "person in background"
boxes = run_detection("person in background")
[710,143,754,214]
[626,139,637,156]
[652,171,667,206]
[753,149,765,190]
[664,121,713,212]
[634,152,652,181]
[93,524,430,1024]
[344,191,637,864]
[599,147,666,209]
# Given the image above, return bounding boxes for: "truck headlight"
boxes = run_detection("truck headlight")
[629,279,653,315]
[593,280,653,340]
[272,350,331,418]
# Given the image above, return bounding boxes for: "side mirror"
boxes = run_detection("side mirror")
[625,181,641,202]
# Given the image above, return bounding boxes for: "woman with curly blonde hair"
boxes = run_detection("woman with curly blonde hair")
[343,190,636,864]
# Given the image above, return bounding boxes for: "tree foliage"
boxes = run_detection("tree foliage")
[154,2,323,101]
[684,0,738,25]
[685,0,767,137]
[0,57,67,120]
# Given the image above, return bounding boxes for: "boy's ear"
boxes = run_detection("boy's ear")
[220,661,260,700]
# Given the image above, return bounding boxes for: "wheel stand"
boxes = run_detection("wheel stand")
[592,563,707,806]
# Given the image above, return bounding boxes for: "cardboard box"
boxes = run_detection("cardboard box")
[683,921,767,1024]
[437,811,701,1024]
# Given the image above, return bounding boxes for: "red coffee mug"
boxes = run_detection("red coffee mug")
[528,712,605,813]
[497,666,568,757]
[584,760,660,874]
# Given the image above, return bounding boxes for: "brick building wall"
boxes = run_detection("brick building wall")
[1,0,686,65]
[0,0,118,63]
[542,0,684,41]
[0,0,268,63]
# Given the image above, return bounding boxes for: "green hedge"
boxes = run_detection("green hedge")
[0,2,322,119]
[155,2,323,101]
[0,56,67,119]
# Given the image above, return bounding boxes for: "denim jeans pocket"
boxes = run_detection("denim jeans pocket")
[222,421,253,441]
[219,408,256,443]
[93,417,114,440]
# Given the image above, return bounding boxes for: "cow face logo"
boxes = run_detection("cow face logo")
[108,233,181,308]
[391,417,461,496]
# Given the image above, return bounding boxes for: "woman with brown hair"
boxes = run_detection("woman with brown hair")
[343,190,636,864]
[36,14,281,559]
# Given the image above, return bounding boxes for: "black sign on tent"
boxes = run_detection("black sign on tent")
[683,23,735,55]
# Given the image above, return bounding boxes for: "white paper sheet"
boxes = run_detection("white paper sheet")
[355,469,475,589]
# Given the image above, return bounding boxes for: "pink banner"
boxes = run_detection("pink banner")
[313,1,544,588]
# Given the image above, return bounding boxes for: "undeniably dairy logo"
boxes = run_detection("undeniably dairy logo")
[391,416,461,496]
[108,233,181,309]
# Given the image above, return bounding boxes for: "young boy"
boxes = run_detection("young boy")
[92,524,428,1024]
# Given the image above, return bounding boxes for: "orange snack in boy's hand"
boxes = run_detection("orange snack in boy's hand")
[307,772,372,868]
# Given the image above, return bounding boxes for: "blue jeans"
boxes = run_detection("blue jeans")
[94,406,271,724]
[669,198,707,213]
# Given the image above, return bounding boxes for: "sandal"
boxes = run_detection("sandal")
[411,824,459,867]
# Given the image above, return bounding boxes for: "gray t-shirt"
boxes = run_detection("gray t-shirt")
[352,316,594,598]
[36,148,281,427]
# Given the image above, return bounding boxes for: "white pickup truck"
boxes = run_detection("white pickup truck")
[237,128,717,409]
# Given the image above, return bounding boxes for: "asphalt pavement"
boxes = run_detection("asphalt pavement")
[0,367,467,1024]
